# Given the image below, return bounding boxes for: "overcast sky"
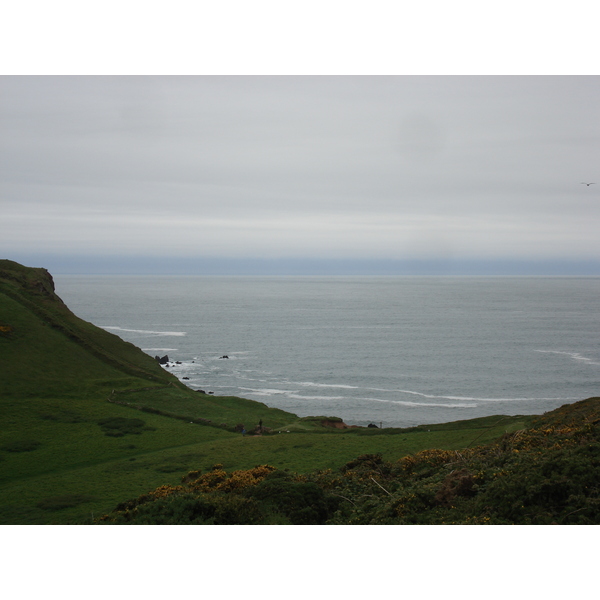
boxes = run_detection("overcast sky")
[2,75,599,274]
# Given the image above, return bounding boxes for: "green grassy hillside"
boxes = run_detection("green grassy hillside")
[2,259,595,525]
[0,259,307,523]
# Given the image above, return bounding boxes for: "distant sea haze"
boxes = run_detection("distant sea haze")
[55,276,600,428]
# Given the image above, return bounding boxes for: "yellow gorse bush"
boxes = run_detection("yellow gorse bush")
[187,464,276,493]
[399,448,468,473]
[149,484,184,499]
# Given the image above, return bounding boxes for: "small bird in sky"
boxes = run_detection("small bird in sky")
[581,182,596,186]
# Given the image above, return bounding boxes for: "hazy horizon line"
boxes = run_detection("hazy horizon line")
[6,255,600,277]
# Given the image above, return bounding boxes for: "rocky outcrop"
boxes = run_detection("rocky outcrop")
[0,259,65,304]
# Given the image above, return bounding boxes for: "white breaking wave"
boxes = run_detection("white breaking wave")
[394,388,575,403]
[289,381,359,390]
[101,326,187,337]
[239,387,298,396]
[279,381,570,403]
[234,378,575,406]
[142,348,179,352]
[239,387,345,401]
[287,393,346,401]
[365,397,478,408]
[536,350,600,366]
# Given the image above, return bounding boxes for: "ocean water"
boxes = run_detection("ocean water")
[54,276,600,428]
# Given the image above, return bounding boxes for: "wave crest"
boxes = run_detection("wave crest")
[101,326,187,337]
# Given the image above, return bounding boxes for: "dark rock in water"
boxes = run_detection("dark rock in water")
[208,391,214,394]
[155,355,169,365]
[219,355,229,359]
[197,390,206,394]
[176,361,182,364]
[182,377,189,380]
[367,423,379,428]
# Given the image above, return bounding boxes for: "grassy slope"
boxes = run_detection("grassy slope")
[0,260,534,524]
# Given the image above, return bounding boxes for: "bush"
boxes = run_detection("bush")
[101,494,263,525]
[473,444,600,524]
[244,478,340,524]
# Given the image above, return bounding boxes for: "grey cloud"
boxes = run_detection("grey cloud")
[1,75,599,272]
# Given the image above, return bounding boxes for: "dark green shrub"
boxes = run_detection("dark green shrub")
[474,444,600,524]
[340,453,386,475]
[244,478,339,524]
[102,494,262,525]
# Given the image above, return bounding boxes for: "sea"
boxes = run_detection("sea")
[53,275,600,429]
